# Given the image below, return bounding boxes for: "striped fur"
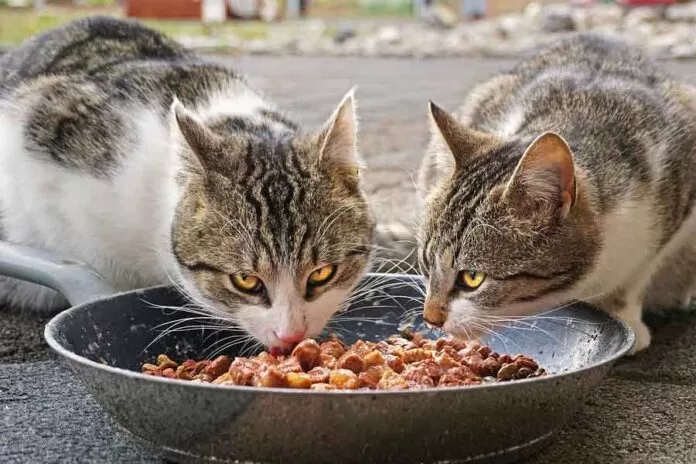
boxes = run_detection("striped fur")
[0,17,374,349]
[417,34,696,354]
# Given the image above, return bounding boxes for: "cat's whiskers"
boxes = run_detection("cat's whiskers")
[457,288,617,346]
[315,203,360,246]
[474,322,526,354]
[206,333,259,359]
[215,212,256,257]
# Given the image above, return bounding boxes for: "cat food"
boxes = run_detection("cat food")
[141,331,546,390]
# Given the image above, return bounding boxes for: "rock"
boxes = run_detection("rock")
[523,2,544,23]
[623,7,664,28]
[334,25,357,44]
[376,25,401,45]
[421,4,459,29]
[584,3,624,28]
[497,15,526,40]
[155,3,696,61]
[666,2,696,22]
[670,43,696,59]
[540,5,576,33]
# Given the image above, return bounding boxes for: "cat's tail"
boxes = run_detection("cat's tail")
[372,222,420,275]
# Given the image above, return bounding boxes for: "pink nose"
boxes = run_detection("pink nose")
[276,330,306,344]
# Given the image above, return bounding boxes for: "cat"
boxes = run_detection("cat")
[416,33,696,354]
[0,17,375,351]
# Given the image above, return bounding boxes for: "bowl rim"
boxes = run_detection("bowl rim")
[44,274,636,397]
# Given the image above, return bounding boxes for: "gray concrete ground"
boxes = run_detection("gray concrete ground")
[2,55,696,463]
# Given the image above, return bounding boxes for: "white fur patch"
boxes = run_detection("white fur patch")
[494,106,524,138]
[0,82,271,311]
[572,198,658,302]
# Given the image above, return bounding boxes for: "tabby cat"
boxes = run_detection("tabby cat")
[417,34,696,354]
[0,17,374,350]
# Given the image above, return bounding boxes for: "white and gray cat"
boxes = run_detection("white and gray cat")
[0,17,375,350]
[417,34,696,354]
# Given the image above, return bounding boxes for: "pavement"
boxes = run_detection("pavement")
[2,55,696,463]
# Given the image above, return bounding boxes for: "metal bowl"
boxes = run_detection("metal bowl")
[0,242,634,463]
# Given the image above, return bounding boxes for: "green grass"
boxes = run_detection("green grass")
[0,7,276,46]
[0,8,86,45]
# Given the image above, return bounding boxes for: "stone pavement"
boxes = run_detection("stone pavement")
[2,55,696,463]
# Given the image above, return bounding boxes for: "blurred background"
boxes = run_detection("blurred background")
[1,0,695,59]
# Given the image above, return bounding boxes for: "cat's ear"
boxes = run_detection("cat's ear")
[428,101,498,169]
[170,97,222,175]
[504,132,577,219]
[316,87,361,183]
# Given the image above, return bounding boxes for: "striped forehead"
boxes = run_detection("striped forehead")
[423,140,524,268]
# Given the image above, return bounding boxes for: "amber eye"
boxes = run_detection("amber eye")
[230,273,264,294]
[308,264,336,287]
[456,270,486,291]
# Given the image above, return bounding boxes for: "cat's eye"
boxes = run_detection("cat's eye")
[308,264,336,287]
[456,270,485,291]
[230,273,264,294]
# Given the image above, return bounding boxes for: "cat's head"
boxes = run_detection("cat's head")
[417,102,600,340]
[168,90,374,350]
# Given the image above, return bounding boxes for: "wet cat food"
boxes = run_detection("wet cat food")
[141,332,546,390]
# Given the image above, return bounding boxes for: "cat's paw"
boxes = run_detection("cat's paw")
[625,318,651,356]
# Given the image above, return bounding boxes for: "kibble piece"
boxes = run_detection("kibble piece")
[255,366,288,388]
[292,339,322,371]
[434,352,461,370]
[377,369,409,390]
[413,359,443,379]
[320,340,346,358]
[194,373,214,383]
[497,363,520,381]
[203,355,232,378]
[514,355,539,372]
[329,369,360,390]
[384,354,405,373]
[351,340,375,357]
[227,359,258,385]
[156,354,178,370]
[255,352,279,365]
[307,366,331,384]
[319,353,338,370]
[362,350,384,368]
[477,346,491,358]
[402,366,436,387]
[402,348,432,364]
[480,357,501,377]
[212,372,233,384]
[175,365,194,380]
[141,363,159,373]
[358,365,386,388]
[337,352,366,374]
[278,357,303,373]
[143,334,546,391]
[287,372,313,389]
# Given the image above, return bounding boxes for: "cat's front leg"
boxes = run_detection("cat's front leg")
[617,306,651,356]
[596,293,651,355]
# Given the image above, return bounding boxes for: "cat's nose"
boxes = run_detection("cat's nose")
[276,330,307,344]
[423,300,448,328]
